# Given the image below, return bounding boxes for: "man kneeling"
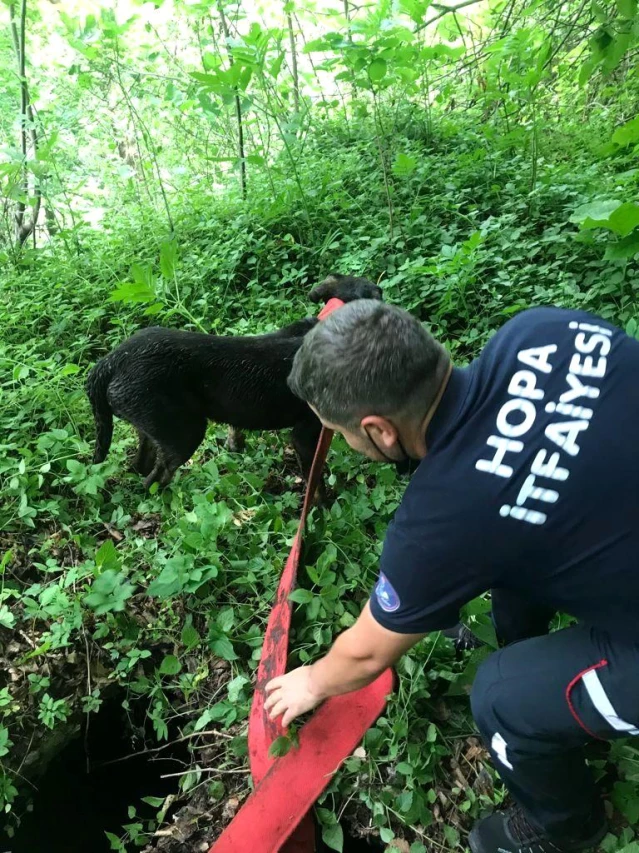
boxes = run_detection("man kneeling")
[265,300,639,853]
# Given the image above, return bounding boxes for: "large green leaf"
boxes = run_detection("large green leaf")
[571,198,622,228]
[612,116,639,148]
[368,58,387,82]
[604,231,639,259]
[608,202,639,236]
[321,823,344,852]
[210,636,238,661]
[572,200,639,236]
[616,0,637,18]
[159,655,181,675]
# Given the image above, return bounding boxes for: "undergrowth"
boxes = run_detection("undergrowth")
[1,114,639,851]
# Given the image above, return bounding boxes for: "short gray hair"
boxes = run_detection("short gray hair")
[288,300,449,428]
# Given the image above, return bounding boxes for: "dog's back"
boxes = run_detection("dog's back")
[86,275,382,486]
[97,326,311,432]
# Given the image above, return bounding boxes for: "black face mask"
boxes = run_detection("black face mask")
[364,424,412,466]
[364,426,417,477]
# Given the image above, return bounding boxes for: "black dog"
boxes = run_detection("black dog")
[86,275,382,488]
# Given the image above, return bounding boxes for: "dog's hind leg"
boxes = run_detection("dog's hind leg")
[226,426,246,453]
[143,415,208,489]
[291,415,324,501]
[133,431,156,476]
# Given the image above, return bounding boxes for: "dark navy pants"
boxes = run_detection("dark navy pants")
[471,592,639,839]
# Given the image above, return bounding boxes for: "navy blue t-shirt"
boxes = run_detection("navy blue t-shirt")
[370,307,639,641]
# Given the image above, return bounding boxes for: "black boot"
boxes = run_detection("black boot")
[469,805,607,853]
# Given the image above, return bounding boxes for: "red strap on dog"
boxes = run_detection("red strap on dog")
[317,297,346,321]
[212,298,394,852]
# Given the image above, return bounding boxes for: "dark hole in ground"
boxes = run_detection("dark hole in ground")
[1,693,188,853]
[1,693,387,853]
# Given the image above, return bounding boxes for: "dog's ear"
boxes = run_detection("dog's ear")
[309,274,342,304]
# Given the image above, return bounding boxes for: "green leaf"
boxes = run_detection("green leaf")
[368,58,387,82]
[227,675,249,703]
[95,539,120,571]
[217,607,235,632]
[147,557,191,598]
[616,0,637,15]
[617,844,639,853]
[202,51,220,71]
[612,116,639,148]
[211,636,238,661]
[393,152,417,177]
[270,51,285,78]
[60,363,81,376]
[180,767,202,792]
[0,605,15,629]
[159,655,181,675]
[443,825,460,847]
[0,726,13,758]
[612,781,639,824]
[288,588,313,604]
[84,570,135,615]
[181,620,201,650]
[105,832,127,852]
[604,231,639,260]
[189,71,221,86]
[380,827,394,843]
[397,790,414,812]
[321,822,344,852]
[141,796,165,808]
[268,734,295,758]
[578,55,599,86]
[447,645,492,696]
[570,199,621,229]
[302,37,333,53]
[602,30,631,72]
[410,844,428,853]
[608,203,639,237]
[109,280,156,304]
[160,238,178,279]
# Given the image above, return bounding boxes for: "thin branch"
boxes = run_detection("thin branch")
[542,0,592,73]
[160,767,250,779]
[415,0,483,33]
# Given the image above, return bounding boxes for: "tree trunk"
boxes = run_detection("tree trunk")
[217,0,247,200]
[286,10,300,115]
[9,0,41,247]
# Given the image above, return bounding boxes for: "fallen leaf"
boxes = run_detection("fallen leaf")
[221,796,240,821]
[385,841,411,853]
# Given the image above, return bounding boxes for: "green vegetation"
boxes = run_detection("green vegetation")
[1,0,639,849]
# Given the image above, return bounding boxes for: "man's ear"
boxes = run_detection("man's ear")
[360,415,397,449]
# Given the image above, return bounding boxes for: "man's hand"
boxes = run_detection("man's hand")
[264,604,425,728]
[265,666,324,728]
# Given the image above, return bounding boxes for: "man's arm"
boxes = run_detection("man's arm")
[264,602,425,727]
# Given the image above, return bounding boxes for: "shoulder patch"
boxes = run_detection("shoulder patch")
[375,572,401,613]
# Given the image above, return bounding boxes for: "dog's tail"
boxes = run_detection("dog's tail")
[86,357,114,464]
